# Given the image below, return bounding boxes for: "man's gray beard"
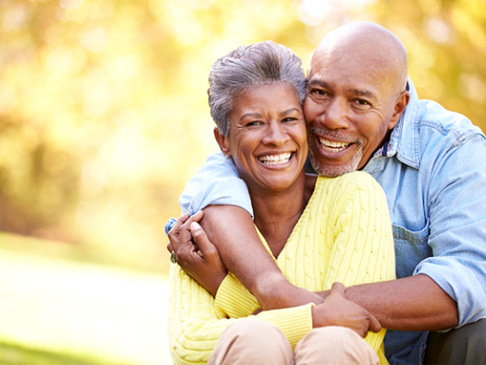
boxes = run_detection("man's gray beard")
[309,142,363,177]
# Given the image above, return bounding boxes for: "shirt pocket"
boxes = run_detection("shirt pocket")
[393,223,432,279]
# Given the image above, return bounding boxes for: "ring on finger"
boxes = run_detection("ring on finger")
[170,251,176,264]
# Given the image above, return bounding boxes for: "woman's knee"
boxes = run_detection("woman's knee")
[295,326,379,364]
[209,319,293,364]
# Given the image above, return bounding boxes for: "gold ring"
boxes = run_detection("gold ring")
[170,251,176,264]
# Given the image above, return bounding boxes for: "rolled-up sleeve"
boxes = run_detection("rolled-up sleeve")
[179,152,253,217]
[413,133,486,327]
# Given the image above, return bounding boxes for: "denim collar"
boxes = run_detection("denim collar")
[377,77,421,169]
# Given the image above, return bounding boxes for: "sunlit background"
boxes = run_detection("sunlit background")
[0,0,484,363]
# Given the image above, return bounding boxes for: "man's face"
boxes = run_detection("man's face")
[304,51,403,177]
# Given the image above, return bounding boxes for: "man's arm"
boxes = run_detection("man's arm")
[171,152,322,308]
[168,212,382,340]
[200,205,323,309]
[344,275,458,331]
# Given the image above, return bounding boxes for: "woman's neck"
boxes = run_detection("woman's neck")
[248,173,316,258]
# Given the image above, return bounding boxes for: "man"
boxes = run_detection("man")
[167,22,486,364]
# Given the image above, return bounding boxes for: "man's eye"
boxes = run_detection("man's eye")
[353,99,371,108]
[310,88,327,96]
[308,88,329,100]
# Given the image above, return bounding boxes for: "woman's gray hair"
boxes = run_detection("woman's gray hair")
[208,41,307,136]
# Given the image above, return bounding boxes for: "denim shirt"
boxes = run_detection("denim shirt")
[168,79,486,365]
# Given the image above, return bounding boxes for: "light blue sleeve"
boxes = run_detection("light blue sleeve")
[165,152,253,235]
[179,152,253,217]
[413,133,486,327]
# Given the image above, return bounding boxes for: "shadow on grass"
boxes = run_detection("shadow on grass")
[0,341,119,365]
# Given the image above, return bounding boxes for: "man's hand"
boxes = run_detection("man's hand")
[167,211,227,297]
[311,282,381,338]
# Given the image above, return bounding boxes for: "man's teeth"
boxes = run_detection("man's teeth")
[318,138,350,151]
[259,153,291,165]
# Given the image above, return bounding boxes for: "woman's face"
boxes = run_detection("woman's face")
[217,83,308,193]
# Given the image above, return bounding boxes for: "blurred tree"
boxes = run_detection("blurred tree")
[0,0,484,270]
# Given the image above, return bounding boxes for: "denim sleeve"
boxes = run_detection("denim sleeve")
[413,133,486,327]
[179,152,253,217]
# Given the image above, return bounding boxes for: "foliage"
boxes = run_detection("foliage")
[0,0,484,269]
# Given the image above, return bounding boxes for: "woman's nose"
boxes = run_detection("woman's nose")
[262,122,290,146]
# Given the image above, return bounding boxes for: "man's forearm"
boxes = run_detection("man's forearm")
[344,274,459,331]
[200,205,322,309]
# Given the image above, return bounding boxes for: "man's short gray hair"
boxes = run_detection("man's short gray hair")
[208,41,307,136]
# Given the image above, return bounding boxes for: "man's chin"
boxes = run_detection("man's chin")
[309,151,362,177]
[312,163,355,177]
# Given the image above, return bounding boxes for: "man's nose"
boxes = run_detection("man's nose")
[320,99,350,130]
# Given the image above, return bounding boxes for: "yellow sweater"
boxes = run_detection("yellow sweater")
[168,172,396,364]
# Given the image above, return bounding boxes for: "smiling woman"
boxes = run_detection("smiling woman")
[214,83,308,199]
[166,40,395,364]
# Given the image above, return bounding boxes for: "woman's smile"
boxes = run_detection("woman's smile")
[216,83,308,193]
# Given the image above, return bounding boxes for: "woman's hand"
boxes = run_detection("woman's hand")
[167,211,228,297]
[311,282,381,338]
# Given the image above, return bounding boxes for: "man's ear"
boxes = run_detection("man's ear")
[213,128,231,158]
[388,91,410,130]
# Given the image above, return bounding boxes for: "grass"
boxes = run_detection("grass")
[0,340,110,365]
[0,232,170,275]
[0,231,171,364]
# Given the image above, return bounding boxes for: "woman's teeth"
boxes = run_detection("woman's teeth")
[259,153,291,165]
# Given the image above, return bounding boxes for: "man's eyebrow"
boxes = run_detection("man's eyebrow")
[351,89,375,98]
[307,79,328,88]
[307,79,377,100]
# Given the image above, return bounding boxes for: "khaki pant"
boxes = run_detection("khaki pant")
[208,318,379,365]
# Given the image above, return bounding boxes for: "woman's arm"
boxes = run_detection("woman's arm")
[169,262,380,364]
[168,206,324,310]
[169,262,322,363]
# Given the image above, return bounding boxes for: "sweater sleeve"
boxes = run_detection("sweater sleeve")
[168,264,314,364]
[213,272,260,319]
[321,172,396,353]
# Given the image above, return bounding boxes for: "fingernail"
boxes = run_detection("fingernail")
[190,222,201,230]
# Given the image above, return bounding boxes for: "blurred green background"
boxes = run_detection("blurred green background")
[0,0,484,363]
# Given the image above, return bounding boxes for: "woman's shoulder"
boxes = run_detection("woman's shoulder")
[316,171,384,196]
[317,170,376,184]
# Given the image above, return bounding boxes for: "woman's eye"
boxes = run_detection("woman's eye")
[282,117,297,123]
[246,121,262,126]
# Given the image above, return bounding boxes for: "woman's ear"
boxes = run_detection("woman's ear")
[213,127,231,158]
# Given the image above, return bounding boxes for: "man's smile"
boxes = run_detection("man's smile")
[318,137,351,152]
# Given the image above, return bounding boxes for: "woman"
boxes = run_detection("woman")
[167,41,395,364]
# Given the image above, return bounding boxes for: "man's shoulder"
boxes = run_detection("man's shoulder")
[394,98,485,168]
[416,99,484,142]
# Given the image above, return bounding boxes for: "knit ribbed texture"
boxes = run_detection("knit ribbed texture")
[214,272,259,319]
[169,171,395,364]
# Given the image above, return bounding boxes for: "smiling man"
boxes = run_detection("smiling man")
[167,22,486,364]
